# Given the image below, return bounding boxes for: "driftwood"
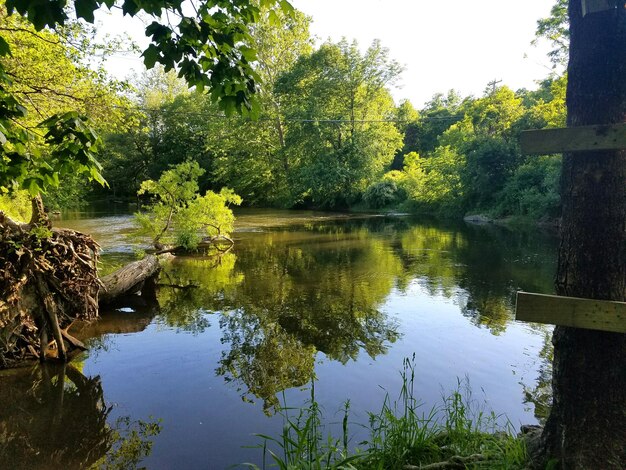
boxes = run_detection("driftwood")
[99,255,160,305]
[0,198,167,368]
[1,198,100,367]
[404,454,488,470]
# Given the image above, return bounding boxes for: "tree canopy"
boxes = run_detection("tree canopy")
[0,0,294,196]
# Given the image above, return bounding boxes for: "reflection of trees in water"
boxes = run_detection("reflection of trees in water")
[397,221,557,334]
[217,309,316,413]
[522,328,553,424]
[0,363,109,469]
[157,217,556,412]
[162,225,402,413]
[0,363,160,470]
[156,253,243,333]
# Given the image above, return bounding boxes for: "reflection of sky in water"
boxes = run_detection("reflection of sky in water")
[15,209,556,469]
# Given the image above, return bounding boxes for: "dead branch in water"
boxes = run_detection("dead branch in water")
[1,198,100,366]
[99,255,161,305]
[0,198,165,368]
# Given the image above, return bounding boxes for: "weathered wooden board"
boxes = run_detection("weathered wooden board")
[520,123,626,155]
[515,292,626,333]
[582,0,615,17]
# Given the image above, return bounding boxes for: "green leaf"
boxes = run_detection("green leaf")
[121,0,140,16]
[0,36,11,57]
[279,0,295,16]
[142,44,160,69]
[90,165,107,186]
[268,9,279,26]
[239,46,257,62]
[22,177,43,195]
[220,96,237,117]
[75,0,98,23]
[146,22,171,42]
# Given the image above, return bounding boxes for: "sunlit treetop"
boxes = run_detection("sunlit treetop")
[533,0,569,68]
[7,0,295,116]
[0,0,293,195]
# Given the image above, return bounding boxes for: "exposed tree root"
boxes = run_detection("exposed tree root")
[0,197,99,367]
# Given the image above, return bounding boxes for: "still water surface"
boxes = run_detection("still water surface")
[0,209,556,469]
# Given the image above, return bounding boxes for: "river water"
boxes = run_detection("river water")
[0,208,556,469]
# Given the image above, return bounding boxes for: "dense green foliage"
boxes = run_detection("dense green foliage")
[1,0,567,223]
[0,4,124,198]
[273,39,403,207]
[96,43,565,221]
[9,0,294,116]
[383,77,565,220]
[0,0,293,210]
[136,161,241,250]
[93,4,566,221]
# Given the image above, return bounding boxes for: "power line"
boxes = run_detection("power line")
[487,78,503,94]
[107,103,464,123]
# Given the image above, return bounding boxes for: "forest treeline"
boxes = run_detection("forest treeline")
[0,2,566,222]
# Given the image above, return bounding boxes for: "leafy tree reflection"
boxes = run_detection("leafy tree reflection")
[396,221,556,334]
[0,363,161,470]
[159,217,556,412]
[162,223,402,412]
[522,328,554,424]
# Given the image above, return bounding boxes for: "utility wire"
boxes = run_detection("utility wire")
[108,103,464,123]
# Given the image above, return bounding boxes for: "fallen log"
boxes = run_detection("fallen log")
[99,255,161,305]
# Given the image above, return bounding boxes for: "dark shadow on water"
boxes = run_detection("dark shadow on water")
[0,362,161,470]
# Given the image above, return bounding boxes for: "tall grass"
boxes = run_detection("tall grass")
[245,381,361,469]
[246,356,527,469]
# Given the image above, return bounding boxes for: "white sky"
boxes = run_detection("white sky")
[97,0,559,108]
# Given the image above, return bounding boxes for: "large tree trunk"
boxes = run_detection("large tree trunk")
[539,2,626,468]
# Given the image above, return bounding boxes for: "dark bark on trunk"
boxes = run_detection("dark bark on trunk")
[539,2,626,468]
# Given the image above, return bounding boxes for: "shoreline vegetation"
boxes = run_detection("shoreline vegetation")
[246,357,531,470]
[0,0,567,466]
[0,5,566,226]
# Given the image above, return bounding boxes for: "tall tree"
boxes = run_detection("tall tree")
[212,6,313,205]
[533,0,569,68]
[537,2,626,468]
[276,39,403,207]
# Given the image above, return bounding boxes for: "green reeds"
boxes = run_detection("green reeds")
[246,355,527,469]
[245,382,361,469]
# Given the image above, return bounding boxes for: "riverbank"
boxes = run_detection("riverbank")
[1,209,552,468]
[249,358,531,469]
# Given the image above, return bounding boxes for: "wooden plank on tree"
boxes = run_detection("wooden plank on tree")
[520,123,626,155]
[515,292,626,333]
[582,0,615,17]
